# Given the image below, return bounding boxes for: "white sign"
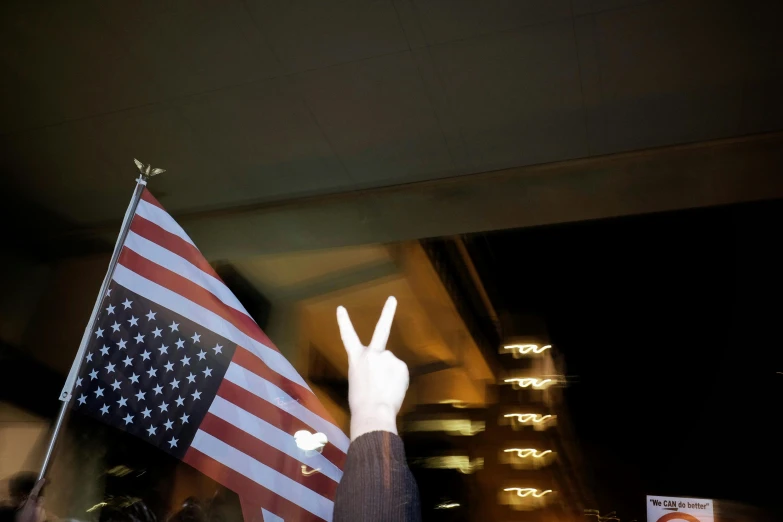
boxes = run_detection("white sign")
[647,495,714,522]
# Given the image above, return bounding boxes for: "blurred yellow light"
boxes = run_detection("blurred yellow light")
[503,377,555,389]
[300,465,320,476]
[503,413,553,424]
[504,488,553,498]
[503,344,551,356]
[504,448,552,459]
[406,419,485,436]
[438,399,471,409]
[419,456,484,474]
[435,502,460,509]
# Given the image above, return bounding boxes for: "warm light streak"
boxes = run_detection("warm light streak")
[438,399,471,408]
[419,456,484,474]
[86,503,108,513]
[300,465,321,476]
[435,502,460,509]
[406,419,485,436]
[503,413,553,424]
[503,377,555,389]
[503,344,552,356]
[504,488,553,498]
[504,448,552,459]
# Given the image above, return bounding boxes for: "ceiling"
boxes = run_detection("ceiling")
[2,0,781,233]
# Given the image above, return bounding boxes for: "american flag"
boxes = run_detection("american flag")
[72,188,347,522]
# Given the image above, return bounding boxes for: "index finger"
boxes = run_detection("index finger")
[337,306,362,360]
[369,296,397,352]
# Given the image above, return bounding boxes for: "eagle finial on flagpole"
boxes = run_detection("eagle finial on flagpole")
[133,158,166,183]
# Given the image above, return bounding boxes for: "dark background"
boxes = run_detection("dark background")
[469,198,783,520]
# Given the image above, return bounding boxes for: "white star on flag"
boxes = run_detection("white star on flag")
[152,327,163,338]
[123,413,134,425]
[212,344,223,354]
[94,327,104,338]
[106,304,115,315]
[128,315,139,327]
[135,390,145,402]
[134,333,145,344]
[146,310,156,321]
[77,394,87,405]
[191,332,201,343]
[169,321,179,332]
[147,425,157,436]
[129,373,140,384]
[122,298,132,309]
[141,407,152,419]
[100,345,110,356]
[100,404,110,415]
[111,322,121,332]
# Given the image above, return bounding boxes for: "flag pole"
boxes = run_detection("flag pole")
[38,160,166,481]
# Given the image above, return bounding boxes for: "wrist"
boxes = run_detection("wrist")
[350,405,398,441]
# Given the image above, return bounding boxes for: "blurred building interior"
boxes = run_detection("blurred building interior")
[2,0,782,520]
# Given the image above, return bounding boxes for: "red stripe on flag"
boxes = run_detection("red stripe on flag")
[199,413,339,499]
[141,188,165,209]
[183,448,323,522]
[130,214,219,282]
[232,346,338,427]
[217,380,347,469]
[117,248,278,352]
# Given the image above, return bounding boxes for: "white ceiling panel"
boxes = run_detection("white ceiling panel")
[429,21,588,172]
[580,0,747,154]
[291,51,457,185]
[245,0,409,72]
[0,1,161,133]
[411,0,572,45]
[91,0,282,101]
[176,78,353,203]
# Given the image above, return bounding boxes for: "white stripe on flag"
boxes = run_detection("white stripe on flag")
[225,363,350,453]
[135,200,196,246]
[112,264,310,390]
[262,509,284,522]
[191,430,334,521]
[124,231,252,319]
[209,396,343,482]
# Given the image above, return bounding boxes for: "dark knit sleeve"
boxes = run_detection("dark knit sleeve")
[333,431,421,521]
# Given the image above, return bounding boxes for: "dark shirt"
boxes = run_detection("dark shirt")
[333,431,421,521]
